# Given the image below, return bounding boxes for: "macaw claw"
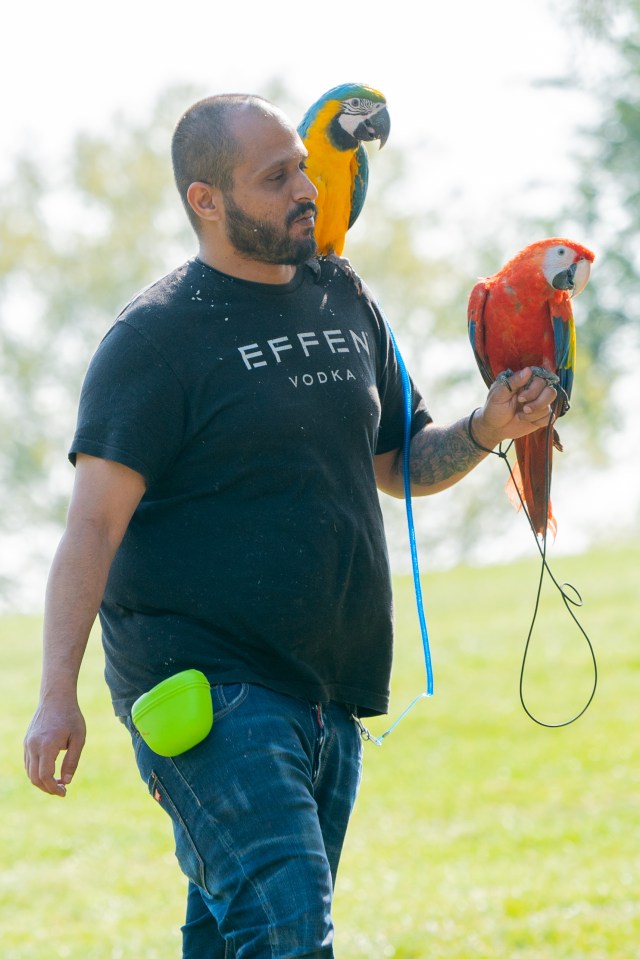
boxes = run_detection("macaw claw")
[305,254,365,295]
[304,256,322,281]
[497,367,560,392]
[496,369,515,391]
[497,366,569,416]
[525,366,560,389]
[326,252,365,295]
[522,366,570,418]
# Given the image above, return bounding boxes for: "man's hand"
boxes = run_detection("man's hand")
[471,367,559,450]
[24,696,87,797]
[23,456,146,798]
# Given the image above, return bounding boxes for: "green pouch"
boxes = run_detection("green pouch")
[131,669,213,757]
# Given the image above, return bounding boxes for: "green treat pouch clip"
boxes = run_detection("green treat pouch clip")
[131,669,213,757]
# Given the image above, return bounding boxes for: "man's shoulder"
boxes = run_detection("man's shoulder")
[116,260,196,325]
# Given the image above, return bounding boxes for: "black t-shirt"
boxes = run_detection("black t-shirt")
[70,257,431,717]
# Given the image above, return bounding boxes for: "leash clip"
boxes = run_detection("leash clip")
[351,714,383,747]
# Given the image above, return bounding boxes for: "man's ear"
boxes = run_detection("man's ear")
[186,182,223,223]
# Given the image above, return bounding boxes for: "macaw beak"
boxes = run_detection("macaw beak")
[552,258,591,297]
[354,104,390,148]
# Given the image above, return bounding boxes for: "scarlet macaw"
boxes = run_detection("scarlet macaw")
[467,238,595,538]
[298,83,390,256]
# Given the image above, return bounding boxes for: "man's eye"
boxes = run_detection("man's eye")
[268,171,285,182]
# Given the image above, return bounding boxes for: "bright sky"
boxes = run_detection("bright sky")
[4,0,596,229]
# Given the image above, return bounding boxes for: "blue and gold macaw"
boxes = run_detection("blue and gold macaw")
[298,83,390,256]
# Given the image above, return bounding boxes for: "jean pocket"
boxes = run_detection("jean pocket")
[211,682,249,721]
[146,769,208,892]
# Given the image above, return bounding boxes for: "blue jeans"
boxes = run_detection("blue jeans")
[125,683,363,958]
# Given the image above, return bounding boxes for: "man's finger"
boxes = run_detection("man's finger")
[23,733,67,796]
[35,745,67,795]
[60,734,84,786]
[520,384,559,416]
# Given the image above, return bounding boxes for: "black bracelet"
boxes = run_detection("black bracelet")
[466,408,496,455]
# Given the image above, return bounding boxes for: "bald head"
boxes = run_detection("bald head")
[171,94,290,233]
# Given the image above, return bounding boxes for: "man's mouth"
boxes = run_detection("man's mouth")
[288,203,317,227]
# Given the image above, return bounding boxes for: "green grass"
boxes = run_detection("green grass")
[3,542,639,957]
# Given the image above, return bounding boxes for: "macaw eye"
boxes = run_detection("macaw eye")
[557,248,566,256]
[347,98,361,108]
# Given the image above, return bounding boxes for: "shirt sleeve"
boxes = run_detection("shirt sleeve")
[367,297,432,455]
[69,320,187,486]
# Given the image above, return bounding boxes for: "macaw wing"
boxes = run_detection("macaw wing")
[550,298,576,403]
[467,279,495,390]
[348,143,369,230]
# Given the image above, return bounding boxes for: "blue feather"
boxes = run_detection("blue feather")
[349,144,369,229]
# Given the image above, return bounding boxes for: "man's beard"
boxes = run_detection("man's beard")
[223,194,317,266]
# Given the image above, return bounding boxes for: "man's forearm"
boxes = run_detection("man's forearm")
[406,416,490,494]
[40,521,115,699]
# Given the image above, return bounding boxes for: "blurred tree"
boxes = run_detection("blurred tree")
[551,0,640,436]
[0,86,199,601]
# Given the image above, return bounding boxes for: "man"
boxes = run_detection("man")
[24,94,557,958]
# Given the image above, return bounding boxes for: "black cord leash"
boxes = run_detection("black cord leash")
[467,405,598,728]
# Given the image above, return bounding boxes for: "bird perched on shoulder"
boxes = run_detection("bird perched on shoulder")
[298,83,390,258]
[467,238,595,538]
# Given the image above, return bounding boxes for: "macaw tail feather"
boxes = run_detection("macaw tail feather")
[507,433,557,540]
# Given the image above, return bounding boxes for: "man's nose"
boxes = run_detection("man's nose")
[294,167,318,202]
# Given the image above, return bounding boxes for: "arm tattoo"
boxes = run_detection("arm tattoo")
[407,418,486,487]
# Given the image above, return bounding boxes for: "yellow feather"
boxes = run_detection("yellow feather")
[302,100,357,256]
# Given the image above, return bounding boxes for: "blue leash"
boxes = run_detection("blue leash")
[356,319,434,745]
